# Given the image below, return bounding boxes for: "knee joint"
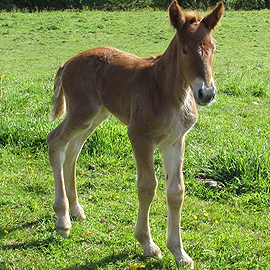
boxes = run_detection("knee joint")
[137,181,157,204]
[167,185,185,207]
[137,179,157,197]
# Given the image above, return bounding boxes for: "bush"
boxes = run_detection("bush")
[224,0,268,10]
[0,0,13,10]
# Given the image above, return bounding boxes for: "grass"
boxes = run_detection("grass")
[0,8,270,270]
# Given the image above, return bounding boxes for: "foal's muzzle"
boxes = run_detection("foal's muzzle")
[192,77,216,106]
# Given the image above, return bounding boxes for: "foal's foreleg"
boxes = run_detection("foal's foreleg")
[128,132,162,258]
[160,139,194,269]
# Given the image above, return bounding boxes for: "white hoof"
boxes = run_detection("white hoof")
[175,250,194,269]
[143,242,162,259]
[56,214,71,238]
[56,226,71,238]
[70,204,86,220]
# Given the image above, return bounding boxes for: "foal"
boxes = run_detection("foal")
[47,1,224,268]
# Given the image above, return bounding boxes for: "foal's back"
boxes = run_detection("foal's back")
[61,46,166,128]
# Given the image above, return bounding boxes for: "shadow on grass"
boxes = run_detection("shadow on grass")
[63,254,168,270]
[0,216,53,240]
[1,235,58,251]
[0,216,61,251]
[63,252,135,270]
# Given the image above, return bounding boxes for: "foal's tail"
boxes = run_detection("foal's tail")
[50,64,66,122]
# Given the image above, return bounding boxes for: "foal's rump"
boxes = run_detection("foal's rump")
[51,48,110,124]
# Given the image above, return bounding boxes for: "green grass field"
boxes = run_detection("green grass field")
[0,8,270,270]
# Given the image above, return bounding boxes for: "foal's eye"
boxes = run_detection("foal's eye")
[182,49,188,55]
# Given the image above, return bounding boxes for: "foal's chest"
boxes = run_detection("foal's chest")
[161,92,198,144]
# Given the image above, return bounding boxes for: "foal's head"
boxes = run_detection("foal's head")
[169,0,224,106]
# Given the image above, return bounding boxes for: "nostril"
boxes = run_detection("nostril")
[198,88,204,100]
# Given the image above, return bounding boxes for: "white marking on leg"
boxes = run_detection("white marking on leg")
[64,135,86,220]
[159,138,194,269]
[51,143,71,238]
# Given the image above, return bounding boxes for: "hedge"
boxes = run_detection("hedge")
[0,0,269,11]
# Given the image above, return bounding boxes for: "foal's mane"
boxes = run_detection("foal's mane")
[184,11,202,24]
[143,54,163,62]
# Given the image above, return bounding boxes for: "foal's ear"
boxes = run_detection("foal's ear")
[202,2,225,31]
[169,0,185,29]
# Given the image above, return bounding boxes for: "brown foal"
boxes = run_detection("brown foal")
[47,1,224,268]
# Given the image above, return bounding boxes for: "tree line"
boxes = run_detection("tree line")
[1,0,269,11]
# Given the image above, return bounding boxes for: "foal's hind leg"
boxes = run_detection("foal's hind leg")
[128,130,162,259]
[63,109,110,220]
[47,119,79,237]
[48,107,102,237]
[63,132,89,221]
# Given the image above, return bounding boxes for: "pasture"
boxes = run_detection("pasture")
[0,7,270,270]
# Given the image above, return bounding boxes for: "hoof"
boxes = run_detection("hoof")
[70,205,86,220]
[56,226,71,238]
[55,214,71,238]
[71,211,86,221]
[143,242,162,259]
[176,260,194,269]
[175,251,194,269]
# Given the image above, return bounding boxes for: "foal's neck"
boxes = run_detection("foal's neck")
[153,35,190,107]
